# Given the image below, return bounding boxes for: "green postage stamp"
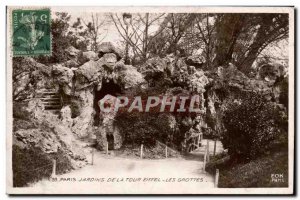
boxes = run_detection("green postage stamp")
[12,8,51,56]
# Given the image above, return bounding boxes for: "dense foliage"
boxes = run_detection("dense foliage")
[113,85,191,149]
[115,112,171,147]
[13,145,73,187]
[221,92,282,160]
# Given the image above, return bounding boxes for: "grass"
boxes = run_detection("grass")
[207,151,288,188]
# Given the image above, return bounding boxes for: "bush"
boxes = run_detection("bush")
[115,111,173,148]
[114,86,181,149]
[221,92,282,160]
[13,145,73,187]
[13,145,52,187]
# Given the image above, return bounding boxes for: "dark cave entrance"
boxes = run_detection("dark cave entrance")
[106,134,115,150]
[93,79,122,126]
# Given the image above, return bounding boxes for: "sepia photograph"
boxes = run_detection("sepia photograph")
[6,6,294,195]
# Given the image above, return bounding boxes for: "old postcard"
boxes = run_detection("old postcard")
[6,6,294,195]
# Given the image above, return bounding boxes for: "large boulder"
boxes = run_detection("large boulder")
[217,64,250,90]
[64,59,80,68]
[113,62,145,89]
[188,70,209,93]
[13,58,52,100]
[72,106,95,138]
[60,106,73,128]
[259,63,286,81]
[186,55,205,67]
[52,64,74,95]
[70,90,95,138]
[63,46,83,68]
[78,51,99,64]
[97,42,123,60]
[140,57,167,79]
[102,53,118,71]
[164,54,176,76]
[103,53,117,63]
[216,63,271,92]
[95,126,107,150]
[74,60,104,90]
[65,46,81,58]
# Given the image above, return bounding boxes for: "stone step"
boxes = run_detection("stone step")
[38,91,57,94]
[43,102,61,106]
[37,95,60,99]
[47,110,61,115]
[36,89,62,113]
[36,92,57,94]
[40,98,61,101]
[36,89,57,92]
[44,105,61,109]
[44,103,61,106]
[41,95,60,98]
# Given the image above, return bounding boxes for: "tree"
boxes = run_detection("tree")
[68,18,89,51]
[48,12,73,63]
[193,14,217,68]
[110,13,165,63]
[213,13,289,74]
[235,14,289,73]
[213,14,247,67]
[148,13,197,57]
[80,13,107,51]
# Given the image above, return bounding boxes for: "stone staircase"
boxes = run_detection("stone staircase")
[36,89,62,114]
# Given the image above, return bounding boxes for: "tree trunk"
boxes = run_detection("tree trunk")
[213,14,245,67]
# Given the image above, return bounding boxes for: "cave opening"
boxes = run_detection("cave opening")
[93,79,122,126]
[106,134,115,150]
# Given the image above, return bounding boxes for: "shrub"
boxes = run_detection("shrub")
[13,145,52,187]
[13,145,73,187]
[114,86,181,148]
[221,92,282,160]
[114,111,173,148]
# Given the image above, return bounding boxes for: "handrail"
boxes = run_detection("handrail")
[155,140,180,155]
